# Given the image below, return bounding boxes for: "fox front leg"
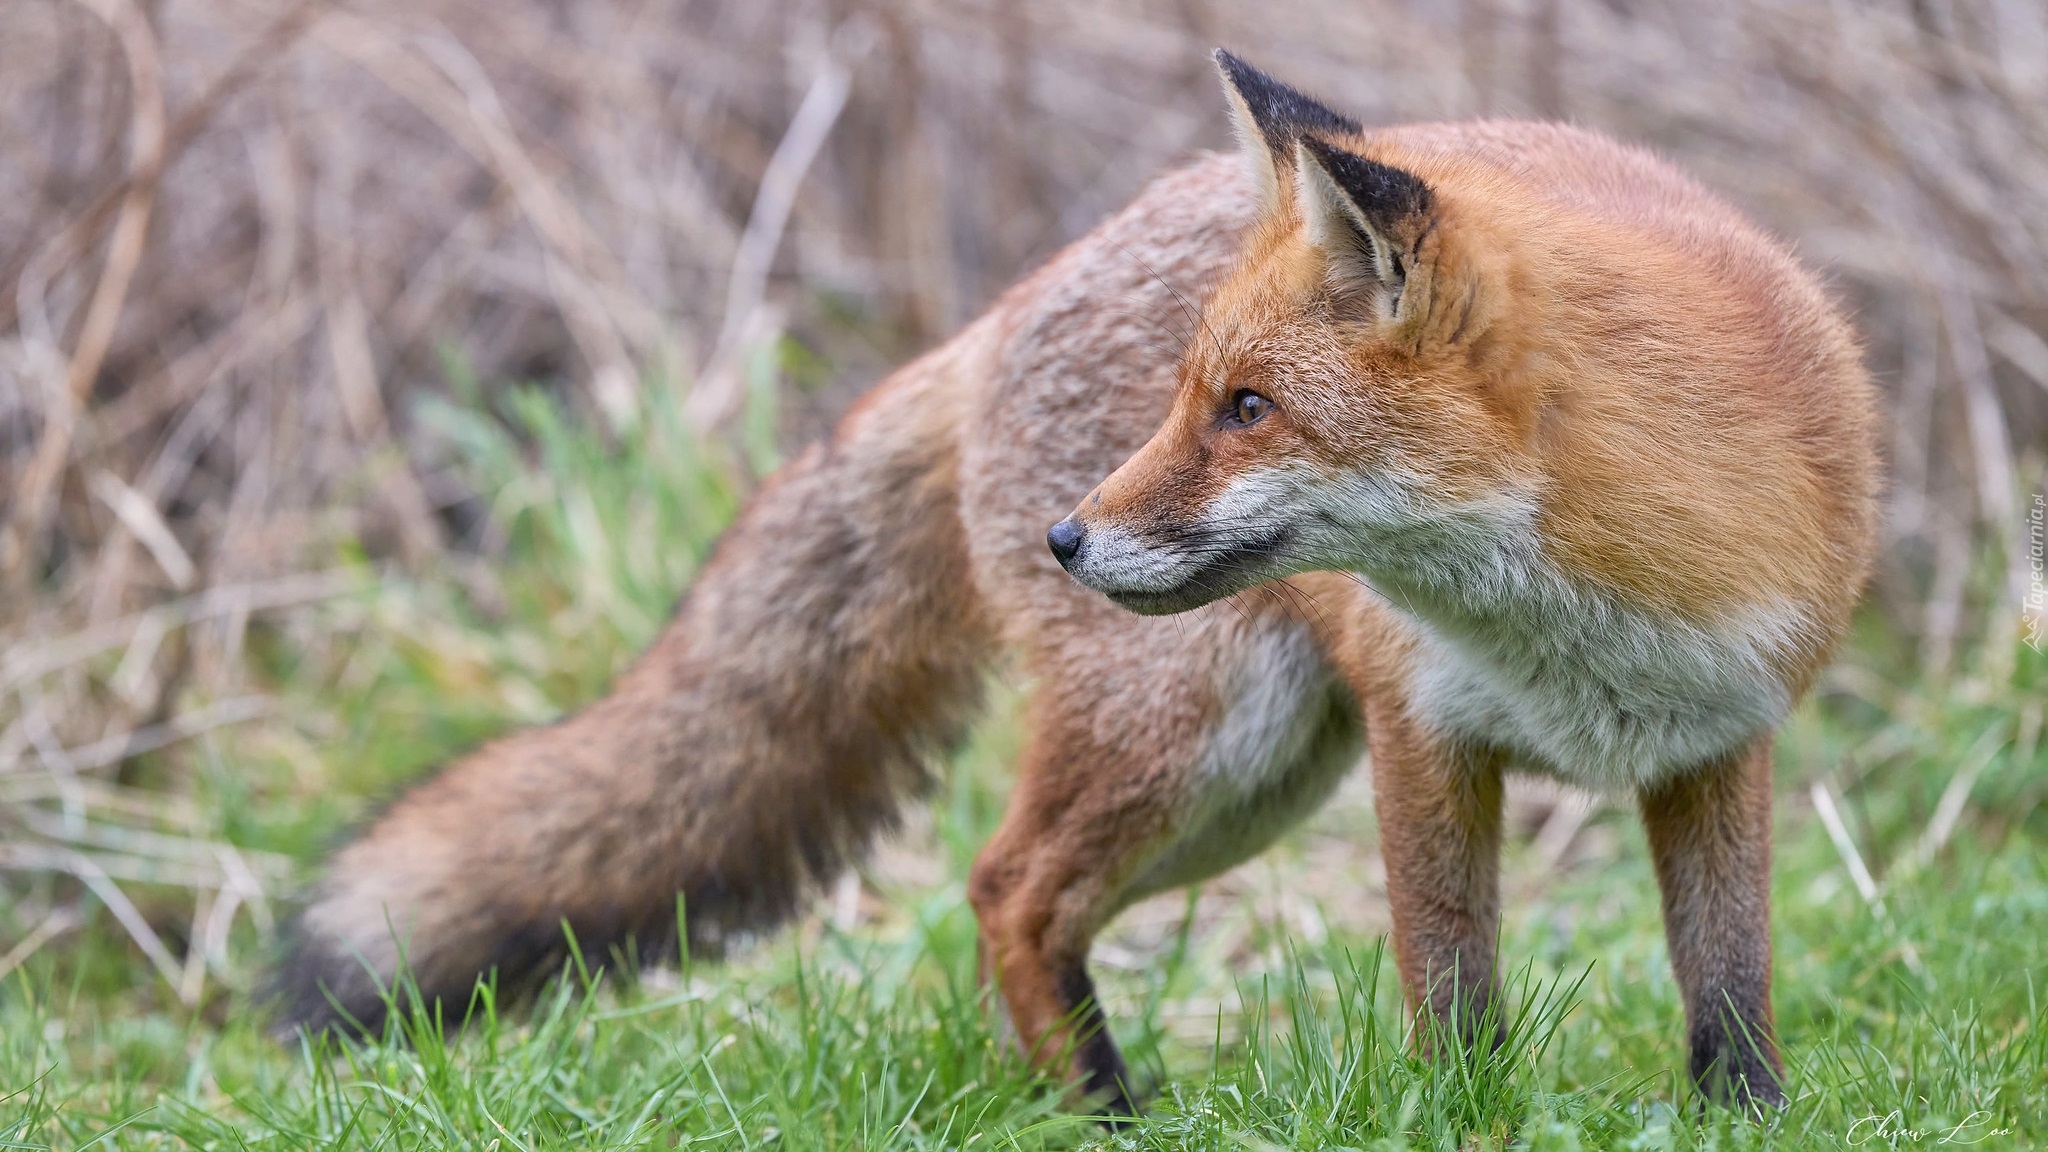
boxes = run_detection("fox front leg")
[1364,695,1509,1052]
[1641,738,1784,1109]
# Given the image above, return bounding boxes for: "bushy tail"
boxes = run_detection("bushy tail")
[273,358,993,1034]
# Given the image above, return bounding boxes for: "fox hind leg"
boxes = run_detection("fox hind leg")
[968,602,1358,1116]
[967,689,1159,1116]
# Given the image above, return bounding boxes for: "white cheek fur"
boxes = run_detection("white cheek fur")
[1064,467,1313,596]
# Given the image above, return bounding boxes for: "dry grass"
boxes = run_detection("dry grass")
[2,0,2045,1007]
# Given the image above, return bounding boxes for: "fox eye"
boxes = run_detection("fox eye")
[1229,389,1272,426]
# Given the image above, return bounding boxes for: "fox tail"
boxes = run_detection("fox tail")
[272,358,991,1033]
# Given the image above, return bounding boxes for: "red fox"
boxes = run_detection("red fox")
[276,51,1878,1115]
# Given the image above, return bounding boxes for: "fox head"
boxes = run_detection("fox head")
[1049,50,1541,615]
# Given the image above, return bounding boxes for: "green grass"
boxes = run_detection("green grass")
[2,381,2043,1149]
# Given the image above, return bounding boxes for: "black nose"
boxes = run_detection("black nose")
[1046,518,1085,564]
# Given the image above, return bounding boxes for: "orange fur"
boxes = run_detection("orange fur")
[277,52,1877,1118]
[1050,53,1877,1108]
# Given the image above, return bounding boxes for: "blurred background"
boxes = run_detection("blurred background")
[1,0,2043,1009]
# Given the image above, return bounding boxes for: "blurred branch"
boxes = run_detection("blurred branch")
[3,0,164,589]
[90,469,195,591]
[1809,779,1927,979]
[5,695,270,776]
[695,30,860,430]
[314,11,649,427]
[0,0,329,336]
[0,843,191,999]
[1,569,356,693]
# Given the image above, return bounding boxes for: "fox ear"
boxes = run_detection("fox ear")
[1294,135,1436,328]
[1214,48,1360,211]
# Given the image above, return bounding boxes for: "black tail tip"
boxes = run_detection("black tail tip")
[263,928,394,1042]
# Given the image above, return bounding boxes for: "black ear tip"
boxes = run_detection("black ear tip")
[1213,47,1247,86]
[1210,50,1362,143]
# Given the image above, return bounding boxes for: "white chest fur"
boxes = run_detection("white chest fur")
[1316,477,1805,791]
[1392,585,1797,791]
